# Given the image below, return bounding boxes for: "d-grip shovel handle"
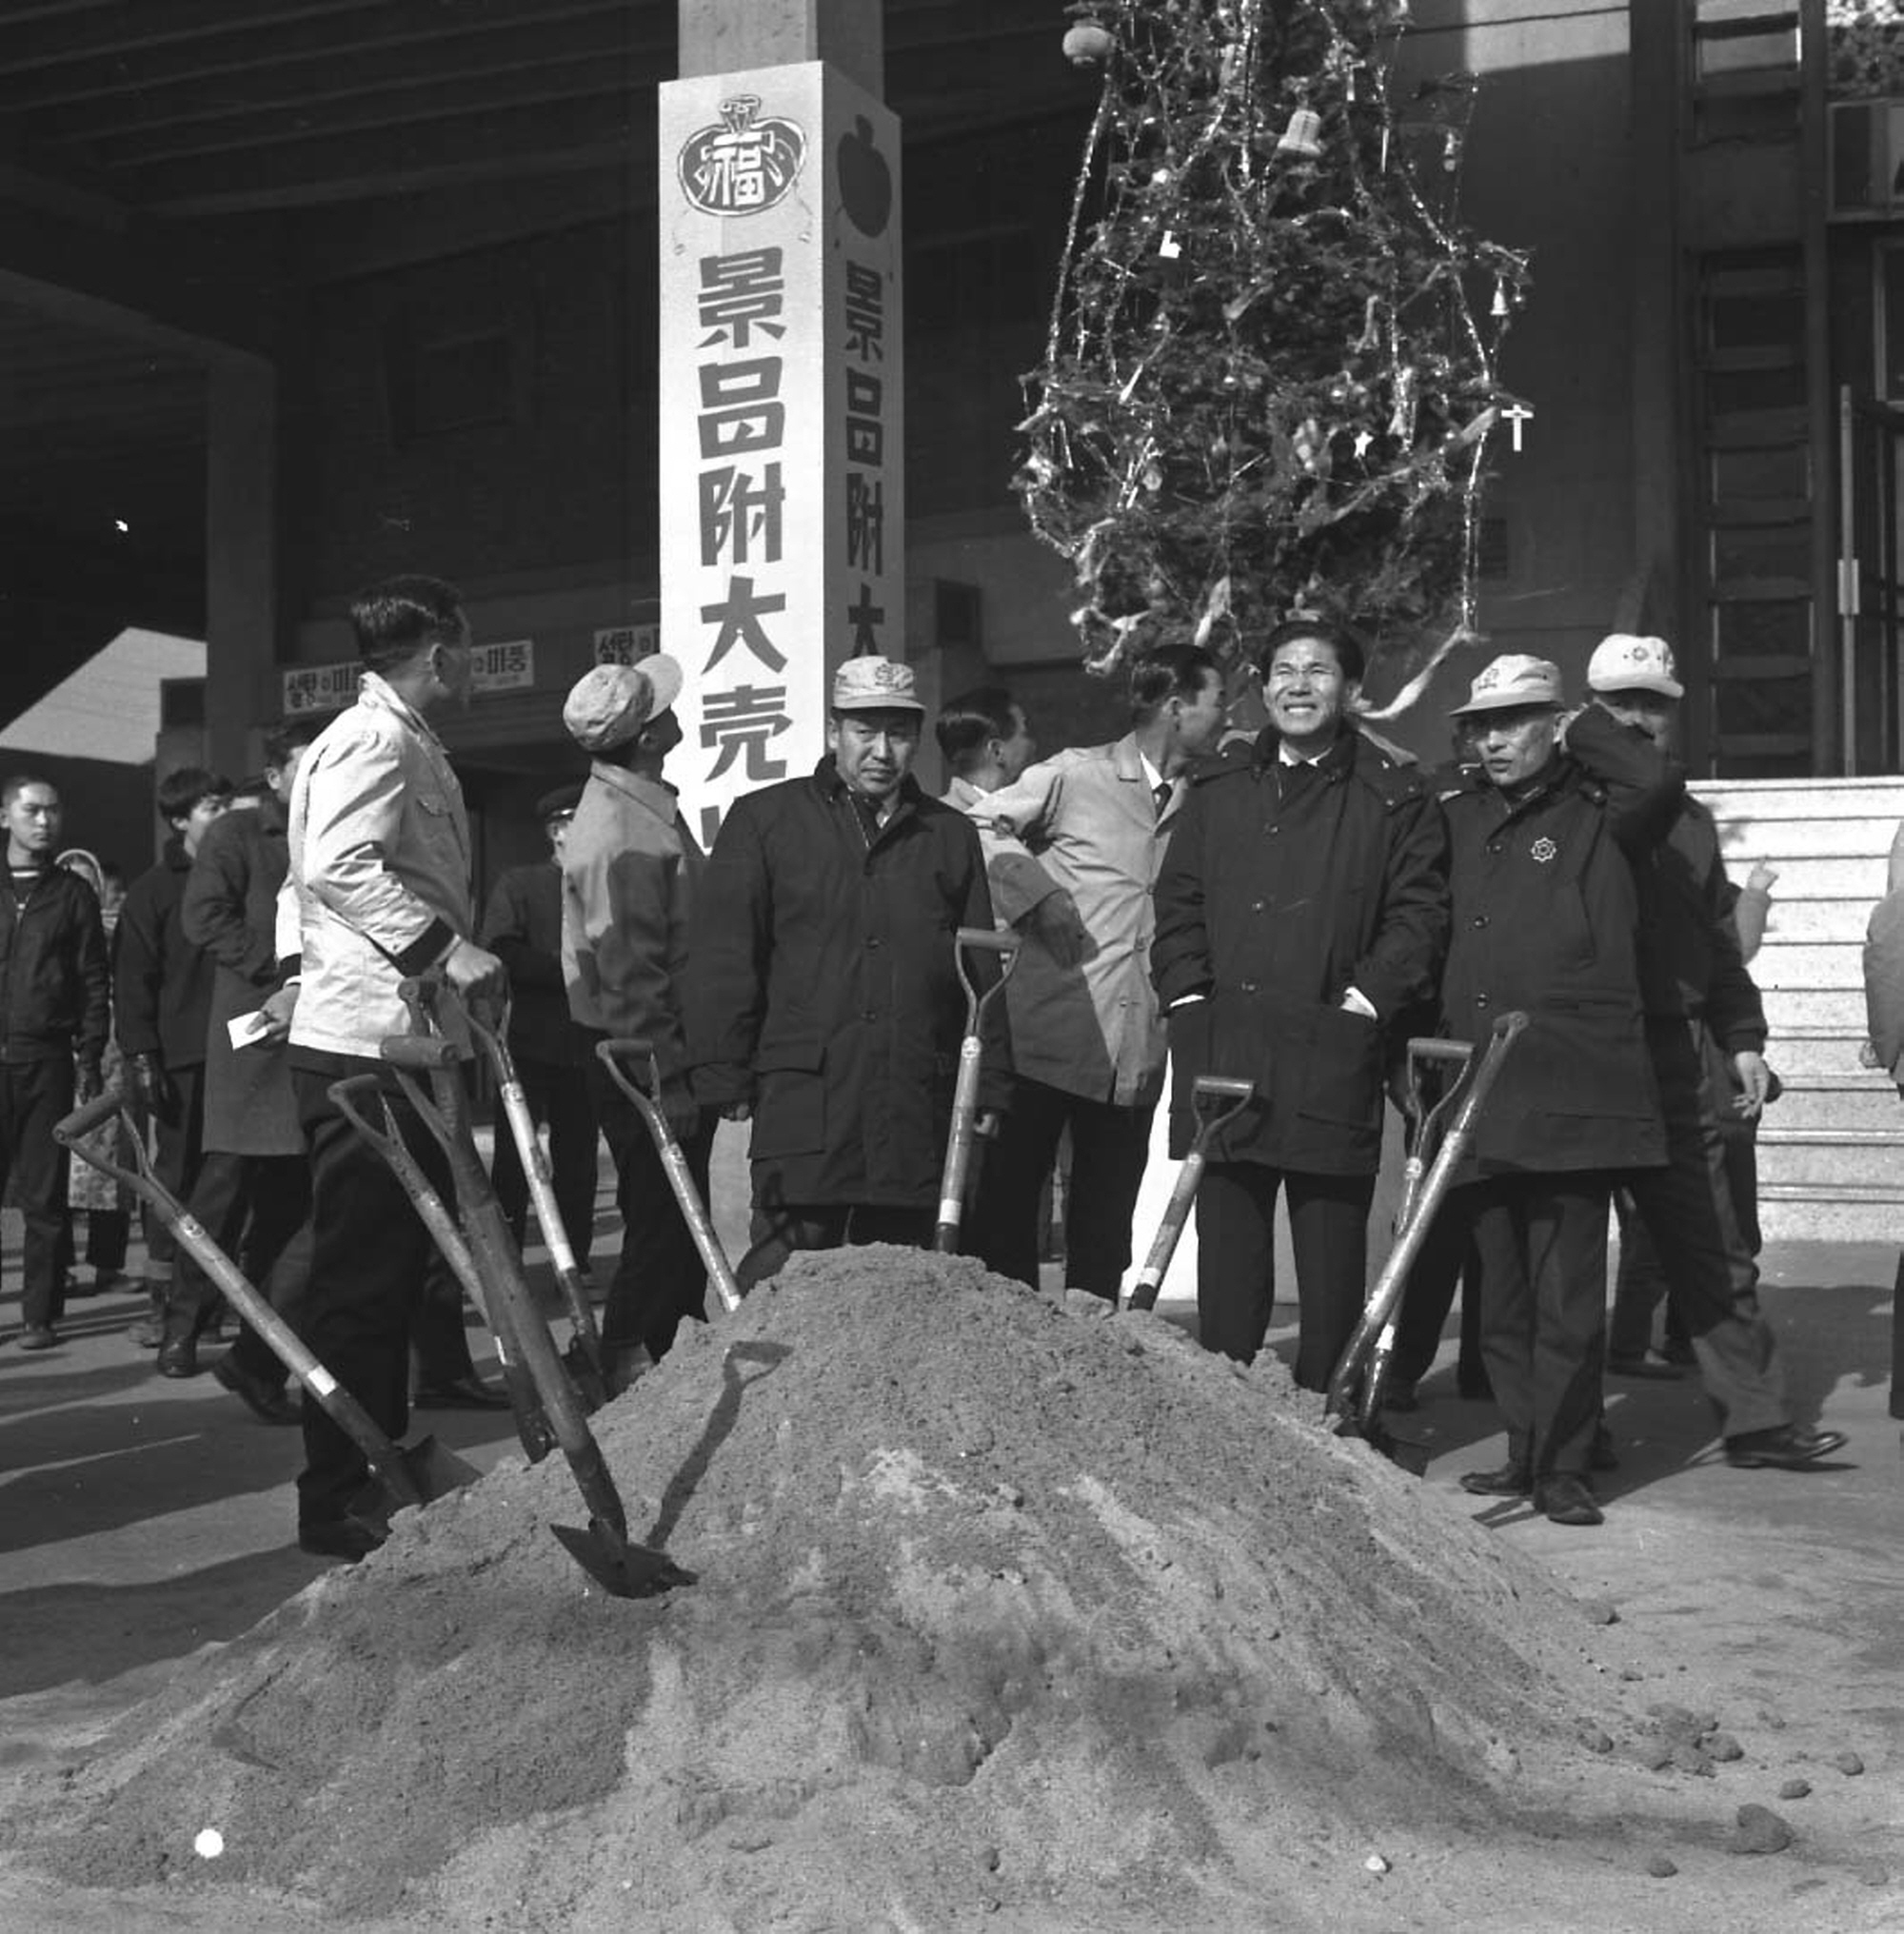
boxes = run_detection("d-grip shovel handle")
[597,1038,744,1315]
[55,1092,426,1512]
[1123,1074,1256,1313]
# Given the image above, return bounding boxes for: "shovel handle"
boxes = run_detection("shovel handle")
[53,1090,129,1146]
[380,1033,461,1069]
[1125,1074,1254,1312]
[955,926,1020,955]
[597,1038,744,1314]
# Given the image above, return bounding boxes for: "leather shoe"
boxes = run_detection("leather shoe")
[1459,1462,1531,1497]
[157,1334,198,1378]
[297,1515,387,1563]
[412,1374,510,1411]
[213,1352,301,1425]
[1724,1423,1849,1470]
[1535,1474,1604,1526]
[15,1324,57,1352]
[1607,1352,1684,1381]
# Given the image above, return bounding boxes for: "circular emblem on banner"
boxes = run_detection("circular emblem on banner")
[1529,836,1557,864]
[679,95,807,215]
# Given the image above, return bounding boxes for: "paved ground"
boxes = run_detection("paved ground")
[0,1175,1899,1925]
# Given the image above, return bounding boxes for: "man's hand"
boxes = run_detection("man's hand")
[74,1059,103,1106]
[660,1077,703,1140]
[1019,890,1089,970]
[1732,1049,1773,1119]
[257,982,298,1045]
[442,937,507,1006]
[1746,862,1778,894]
[128,1052,178,1118]
[975,1109,1002,1140]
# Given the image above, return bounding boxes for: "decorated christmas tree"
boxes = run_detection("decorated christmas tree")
[1019,0,1530,699]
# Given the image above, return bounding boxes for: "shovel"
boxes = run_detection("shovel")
[935,926,1021,1253]
[53,1089,478,1531]
[465,999,611,1411]
[382,1022,693,1599]
[1122,1075,1255,1312]
[1324,1009,1529,1457]
[595,1038,744,1316]
[328,1073,557,1466]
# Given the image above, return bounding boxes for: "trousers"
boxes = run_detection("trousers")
[738,1194,932,1291]
[1,1056,75,1329]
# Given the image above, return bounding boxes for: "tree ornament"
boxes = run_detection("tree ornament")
[1062,19,1114,68]
[1491,278,1509,319]
[1277,109,1324,160]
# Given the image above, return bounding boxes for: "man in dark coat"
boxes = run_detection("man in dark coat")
[1438,655,1679,1527]
[175,720,323,1419]
[114,764,232,1375]
[1151,620,1450,1388]
[0,774,110,1351]
[1584,634,1844,1471]
[479,780,599,1274]
[686,656,1010,1287]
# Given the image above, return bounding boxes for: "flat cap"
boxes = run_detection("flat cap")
[562,655,684,752]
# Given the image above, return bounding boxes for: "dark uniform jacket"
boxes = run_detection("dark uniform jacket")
[115,837,216,1070]
[0,862,109,1065]
[1150,724,1450,1174]
[1439,705,1681,1177]
[479,859,595,1069]
[685,757,1010,1208]
[180,799,302,1155]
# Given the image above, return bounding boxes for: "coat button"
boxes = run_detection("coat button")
[1475,994,1490,1008]
[1472,915,1488,929]
[1251,900,1266,913]
[1240,980,1258,994]
[1486,840,1502,856]
[865,936,882,948]
[862,1008,877,1021]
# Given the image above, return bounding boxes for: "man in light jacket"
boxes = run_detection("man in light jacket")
[560,656,705,1383]
[269,574,507,1562]
[963,642,1228,1297]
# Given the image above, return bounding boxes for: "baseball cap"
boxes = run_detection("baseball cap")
[1448,654,1565,718]
[562,656,685,752]
[1586,634,1684,701]
[832,656,924,714]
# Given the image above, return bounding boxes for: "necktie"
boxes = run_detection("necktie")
[1153,780,1172,819]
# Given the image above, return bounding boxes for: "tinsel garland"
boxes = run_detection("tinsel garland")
[1018,0,1531,694]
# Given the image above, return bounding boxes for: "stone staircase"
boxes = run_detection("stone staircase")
[1698,776,1904,1243]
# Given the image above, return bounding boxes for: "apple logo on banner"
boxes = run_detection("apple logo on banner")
[838,116,892,237]
[679,94,806,215]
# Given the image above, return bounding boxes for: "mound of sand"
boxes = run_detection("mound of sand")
[10,1251,1627,1929]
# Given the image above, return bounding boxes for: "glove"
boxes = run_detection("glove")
[74,1059,104,1106]
[129,1051,178,1118]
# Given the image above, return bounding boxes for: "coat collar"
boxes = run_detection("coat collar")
[586,759,681,825]
[814,754,923,829]
[1248,721,1359,781]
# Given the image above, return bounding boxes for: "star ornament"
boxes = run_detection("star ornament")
[1530,836,1557,863]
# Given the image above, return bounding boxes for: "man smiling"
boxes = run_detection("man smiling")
[1152,619,1449,1387]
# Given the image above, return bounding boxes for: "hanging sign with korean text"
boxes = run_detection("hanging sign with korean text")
[658,63,904,851]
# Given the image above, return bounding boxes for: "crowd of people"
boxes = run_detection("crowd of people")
[0,574,1849,1558]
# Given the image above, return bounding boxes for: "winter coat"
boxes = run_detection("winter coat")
[1865,885,1904,1079]
[179,799,302,1156]
[1438,705,1681,1177]
[287,671,475,1064]
[116,836,218,1070]
[1151,724,1450,1174]
[959,736,1182,1110]
[480,858,596,1069]
[0,861,109,1065]
[685,758,1009,1209]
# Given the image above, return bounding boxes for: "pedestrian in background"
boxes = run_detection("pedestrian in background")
[480,780,600,1276]
[0,776,109,1351]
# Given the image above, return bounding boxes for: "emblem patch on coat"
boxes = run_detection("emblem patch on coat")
[1529,836,1557,863]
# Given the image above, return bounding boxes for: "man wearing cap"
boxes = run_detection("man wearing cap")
[1152,620,1449,1383]
[479,780,600,1277]
[1438,653,1679,1526]
[1585,635,1845,1472]
[272,574,509,1561]
[560,655,708,1376]
[686,655,1010,1285]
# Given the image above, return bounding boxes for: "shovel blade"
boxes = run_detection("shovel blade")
[349,1433,482,1531]
[550,1520,696,1599]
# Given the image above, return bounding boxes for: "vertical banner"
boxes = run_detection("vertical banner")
[659,63,904,852]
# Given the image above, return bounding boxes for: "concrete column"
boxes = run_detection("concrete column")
[204,353,278,780]
[678,0,882,94]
